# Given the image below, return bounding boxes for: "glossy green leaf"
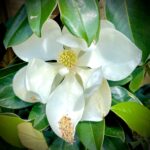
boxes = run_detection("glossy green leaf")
[0,73,32,109]
[77,120,105,150]
[0,62,26,78]
[111,86,141,106]
[111,102,150,137]
[129,67,145,92]
[105,124,125,142]
[0,114,24,148]
[58,0,100,46]
[50,137,79,150]
[18,122,48,150]
[103,137,129,150]
[106,0,150,62]
[4,5,32,48]
[29,103,49,130]
[108,75,132,86]
[25,0,57,36]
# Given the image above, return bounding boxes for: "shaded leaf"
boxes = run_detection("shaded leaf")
[0,62,26,78]
[4,5,32,48]
[0,137,25,150]
[0,73,32,109]
[105,124,125,142]
[29,103,49,130]
[103,137,129,150]
[77,120,105,150]
[50,137,79,150]
[136,84,150,108]
[58,0,100,46]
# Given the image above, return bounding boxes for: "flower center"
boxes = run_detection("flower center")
[58,50,77,68]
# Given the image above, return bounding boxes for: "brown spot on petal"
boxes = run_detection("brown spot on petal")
[58,115,74,143]
[29,96,37,102]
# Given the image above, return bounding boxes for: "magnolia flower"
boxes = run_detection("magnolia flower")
[12,19,141,143]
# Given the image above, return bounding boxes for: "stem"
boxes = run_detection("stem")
[99,0,107,19]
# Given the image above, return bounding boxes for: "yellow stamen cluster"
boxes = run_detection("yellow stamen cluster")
[58,50,77,68]
[59,115,74,143]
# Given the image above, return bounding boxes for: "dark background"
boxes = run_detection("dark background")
[0,0,25,68]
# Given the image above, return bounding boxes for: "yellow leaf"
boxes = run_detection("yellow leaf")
[18,122,48,150]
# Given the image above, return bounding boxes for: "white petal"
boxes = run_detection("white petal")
[46,74,84,143]
[77,67,103,91]
[13,67,39,103]
[79,28,142,80]
[58,66,69,76]
[97,28,142,80]
[81,79,111,121]
[57,27,88,50]
[76,20,115,52]
[101,20,115,29]
[77,49,102,68]
[12,19,63,62]
[26,58,59,104]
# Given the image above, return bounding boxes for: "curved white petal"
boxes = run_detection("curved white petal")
[77,20,115,52]
[26,58,59,104]
[81,79,111,121]
[77,50,102,68]
[46,74,84,143]
[79,28,142,80]
[57,27,88,50]
[58,66,69,76]
[57,20,115,52]
[97,28,142,80]
[13,67,39,103]
[12,19,63,62]
[101,20,115,29]
[77,67,103,92]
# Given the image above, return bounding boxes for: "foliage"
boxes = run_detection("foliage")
[1,0,150,150]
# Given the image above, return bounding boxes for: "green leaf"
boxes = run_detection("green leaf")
[50,137,79,150]
[29,103,49,130]
[111,86,141,106]
[105,124,125,142]
[77,120,105,150]
[25,0,57,36]
[4,5,32,48]
[111,102,150,137]
[106,0,150,62]
[129,67,145,92]
[108,75,132,86]
[0,114,24,148]
[58,0,100,46]
[103,137,129,150]
[0,73,32,109]
[130,139,150,150]
[0,62,26,78]
[136,85,150,108]
[0,137,24,150]
[18,122,48,150]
